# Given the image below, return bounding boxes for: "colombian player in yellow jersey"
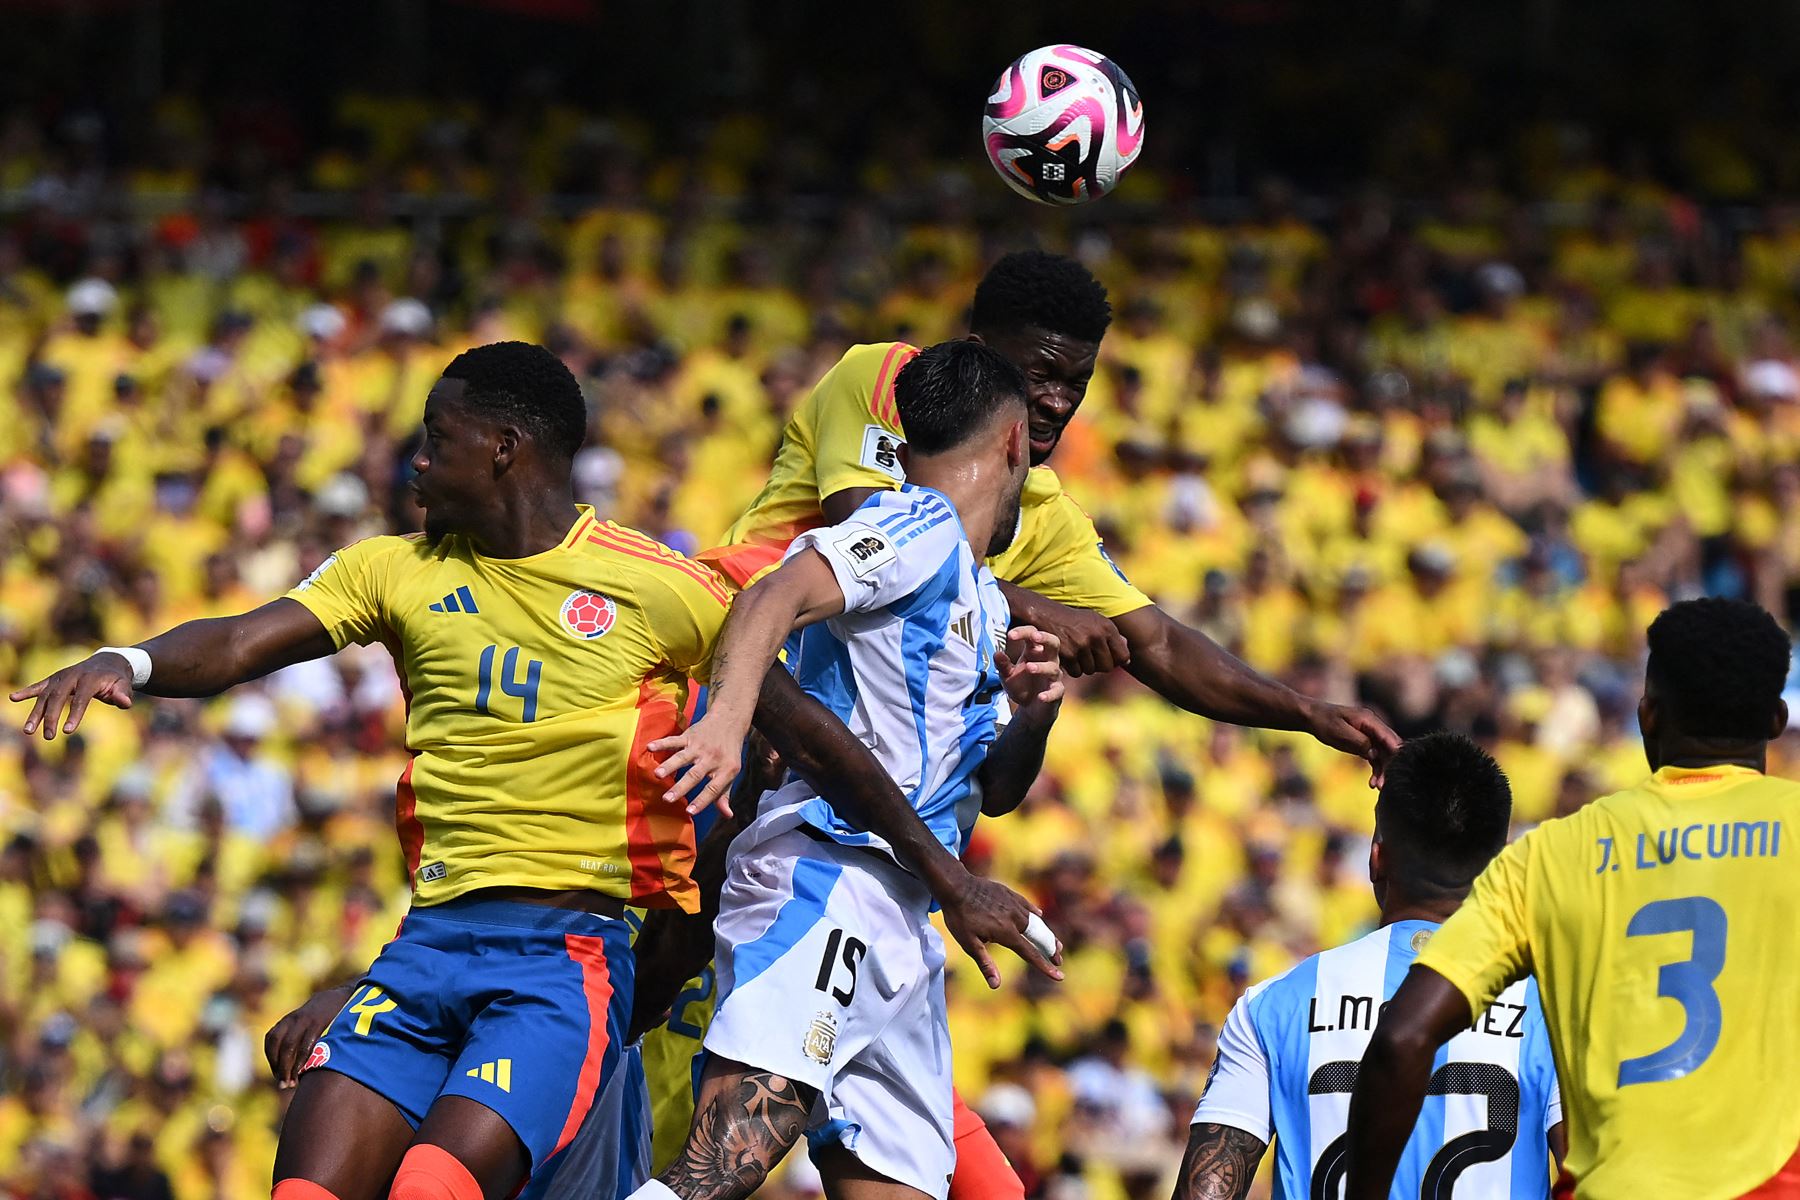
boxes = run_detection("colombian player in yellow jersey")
[667,253,1398,1200]
[1347,599,1800,1200]
[11,342,989,1200]
[707,251,1396,767]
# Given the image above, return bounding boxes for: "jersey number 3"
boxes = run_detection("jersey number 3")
[1617,895,1727,1087]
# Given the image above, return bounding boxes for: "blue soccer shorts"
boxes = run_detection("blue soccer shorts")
[304,895,634,1192]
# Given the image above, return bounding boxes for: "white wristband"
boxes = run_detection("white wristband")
[97,646,152,689]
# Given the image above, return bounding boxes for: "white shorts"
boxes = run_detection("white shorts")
[704,821,954,1200]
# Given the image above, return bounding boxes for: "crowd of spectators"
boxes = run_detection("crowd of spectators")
[4,91,1800,1200]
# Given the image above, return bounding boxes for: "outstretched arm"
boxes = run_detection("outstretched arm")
[1113,604,1400,785]
[12,598,336,739]
[651,550,847,816]
[1345,966,1479,1200]
[766,665,1063,987]
[1174,1124,1268,1200]
[642,664,1064,998]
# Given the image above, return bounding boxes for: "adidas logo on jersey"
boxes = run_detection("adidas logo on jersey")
[951,613,976,646]
[428,586,479,613]
[465,1058,513,1092]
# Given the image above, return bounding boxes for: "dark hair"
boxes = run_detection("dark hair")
[441,341,586,461]
[969,251,1112,344]
[893,340,1027,455]
[1646,598,1791,739]
[1376,732,1512,896]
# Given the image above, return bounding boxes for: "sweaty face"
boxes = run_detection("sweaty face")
[978,326,1100,466]
[987,471,1027,558]
[984,414,1032,559]
[409,378,497,542]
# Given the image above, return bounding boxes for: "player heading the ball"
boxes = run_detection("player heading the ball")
[631,341,1066,1200]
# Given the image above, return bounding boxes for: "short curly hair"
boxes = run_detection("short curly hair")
[969,251,1112,344]
[441,341,586,461]
[1376,732,1512,895]
[1647,598,1791,739]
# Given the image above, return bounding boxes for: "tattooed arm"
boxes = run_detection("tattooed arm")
[1174,1123,1267,1200]
[656,1056,818,1200]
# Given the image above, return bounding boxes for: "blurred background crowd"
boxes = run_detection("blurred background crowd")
[6,1,1800,1198]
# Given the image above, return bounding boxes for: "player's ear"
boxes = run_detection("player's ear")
[1637,694,1659,760]
[1005,417,1027,467]
[896,441,911,475]
[1771,698,1790,740]
[492,424,522,474]
[1368,833,1385,885]
[964,332,986,347]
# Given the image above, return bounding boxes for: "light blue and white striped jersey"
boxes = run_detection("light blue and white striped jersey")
[763,484,1008,861]
[1193,919,1561,1200]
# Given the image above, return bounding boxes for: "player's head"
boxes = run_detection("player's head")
[1371,732,1512,910]
[894,340,1030,557]
[1641,598,1790,767]
[412,341,586,542]
[968,251,1111,467]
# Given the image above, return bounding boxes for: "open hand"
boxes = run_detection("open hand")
[649,714,749,817]
[11,652,137,741]
[996,626,1064,714]
[939,869,1063,989]
[1305,700,1401,788]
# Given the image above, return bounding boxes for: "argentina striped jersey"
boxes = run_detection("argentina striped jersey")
[763,484,1008,861]
[1194,919,1562,1200]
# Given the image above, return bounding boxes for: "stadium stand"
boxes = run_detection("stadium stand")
[4,81,1800,1200]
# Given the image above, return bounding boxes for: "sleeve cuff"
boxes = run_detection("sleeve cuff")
[282,590,350,650]
[1187,1105,1271,1145]
[786,532,865,614]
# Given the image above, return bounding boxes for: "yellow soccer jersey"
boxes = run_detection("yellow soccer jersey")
[711,340,1152,618]
[641,967,717,1174]
[1418,765,1800,1199]
[286,508,729,913]
[719,342,917,556]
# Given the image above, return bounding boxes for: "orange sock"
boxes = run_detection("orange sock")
[274,1180,344,1200]
[389,1144,485,1200]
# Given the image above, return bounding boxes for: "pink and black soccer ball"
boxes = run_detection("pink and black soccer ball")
[982,45,1144,205]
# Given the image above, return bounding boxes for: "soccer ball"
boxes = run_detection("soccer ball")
[982,45,1144,205]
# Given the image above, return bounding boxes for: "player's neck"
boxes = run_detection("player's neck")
[1648,737,1768,774]
[906,458,1004,559]
[463,486,581,559]
[1378,892,1463,928]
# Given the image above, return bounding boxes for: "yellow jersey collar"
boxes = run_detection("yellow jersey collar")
[1651,763,1763,786]
[561,506,598,550]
